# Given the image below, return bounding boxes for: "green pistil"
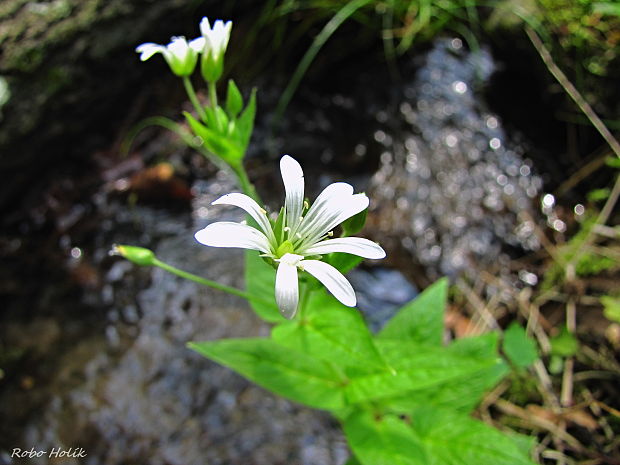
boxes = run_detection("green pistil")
[276,240,295,258]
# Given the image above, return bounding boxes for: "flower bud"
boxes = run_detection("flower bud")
[112,245,156,267]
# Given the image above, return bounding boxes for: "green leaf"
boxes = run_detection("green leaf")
[378,278,448,346]
[344,407,536,465]
[502,323,539,369]
[244,250,286,323]
[380,333,509,413]
[408,406,537,465]
[341,208,368,236]
[225,79,243,118]
[550,327,579,357]
[345,339,501,405]
[189,338,346,410]
[214,106,229,133]
[202,106,220,132]
[325,253,363,274]
[344,410,428,465]
[272,290,388,376]
[184,111,243,163]
[602,295,620,323]
[343,456,363,465]
[236,88,257,148]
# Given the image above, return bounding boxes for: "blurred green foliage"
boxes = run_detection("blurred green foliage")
[537,0,620,76]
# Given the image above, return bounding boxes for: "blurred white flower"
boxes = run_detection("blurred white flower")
[199,17,232,83]
[136,36,204,77]
[200,17,232,61]
[195,155,385,318]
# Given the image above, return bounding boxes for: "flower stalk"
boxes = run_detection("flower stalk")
[182,76,207,122]
[113,245,272,306]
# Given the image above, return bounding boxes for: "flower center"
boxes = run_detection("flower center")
[275,240,295,258]
[278,253,304,267]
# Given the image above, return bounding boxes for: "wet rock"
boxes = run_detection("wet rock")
[348,268,418,332]
[9,172,345,465]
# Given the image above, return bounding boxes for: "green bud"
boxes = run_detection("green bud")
[113,245,156,267]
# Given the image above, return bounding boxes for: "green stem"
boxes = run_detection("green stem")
[152,257,271,306]
[208,80,218,108]
[231,161,260,203]
[182,76,207,122]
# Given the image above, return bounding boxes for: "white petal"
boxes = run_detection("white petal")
[212,193,274,244]
[301,260,356,307]
[168,36,190,60]
[275,259,300,319]
[300,193,369,247]
[280,155,304,234]
[303,237,386,259]
[296,182,353,237]
[189,36,206,52]
[135,43,165,61]
[212,20,232,51]
[199,17,212,36]
[194,222,270,254]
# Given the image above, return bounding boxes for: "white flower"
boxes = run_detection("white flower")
[199,17,232,62]
[136,36,205,77]
[198,17,232,83]
[194,155,386,319]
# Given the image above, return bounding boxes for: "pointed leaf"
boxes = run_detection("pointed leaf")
[344,410,428,465]
[345,339,501,404]
[407,406,537,465]
[344,407,536,465]
[184,111,208,137]
[214,106,229,132]
[237,88,257,148]
[272,289,388,376]
[226,79,243,118]
[245,250,286,323]
[189,338,346,410]
[380,333,509,413]
[202,106,220,131]
[378,278,448,346]
[184,111,243,163]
